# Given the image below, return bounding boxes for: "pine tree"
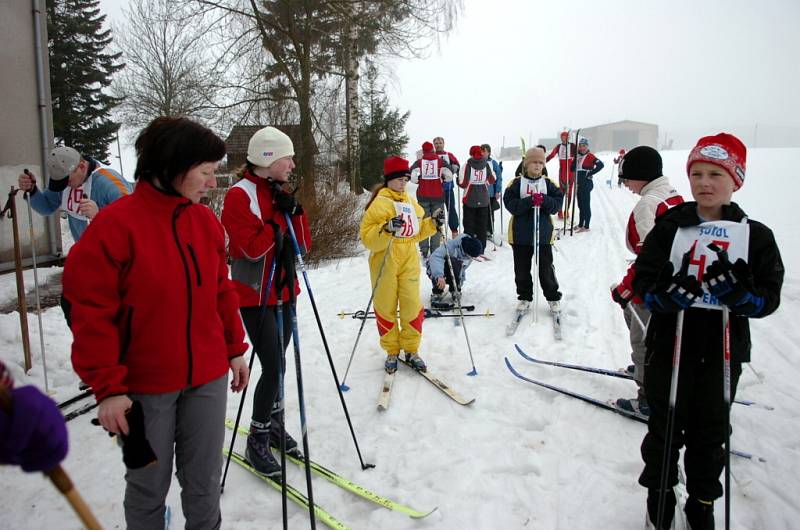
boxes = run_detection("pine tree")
[47,0,123,161]
[359,65,409,191]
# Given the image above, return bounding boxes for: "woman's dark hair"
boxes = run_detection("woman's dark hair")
[134,117,226,195]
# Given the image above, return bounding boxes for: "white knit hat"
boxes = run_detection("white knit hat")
[247,126,295,168]
[47,146,81,180]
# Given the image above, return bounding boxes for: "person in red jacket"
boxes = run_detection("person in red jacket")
[410,141,453,257]
[573,137,605,232]
[64,117,250,530]
[546,131,576,219]
[614,148,626,187]
[221,126,312,477]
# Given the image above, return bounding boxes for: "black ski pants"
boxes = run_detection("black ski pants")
[241,304,294,425]
[639,343,742,501]
[511,243,561,302]
[462,205,489,252]
[576,172,594,228]
[429,258,464,295]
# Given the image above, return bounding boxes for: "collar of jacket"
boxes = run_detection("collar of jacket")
[135,179,192,211]
[661,201,747,227]
[468,157,488,170]
[241,169,275,189]
[379,186,409,202]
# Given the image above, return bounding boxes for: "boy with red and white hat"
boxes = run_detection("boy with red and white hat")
[631,133,784,529]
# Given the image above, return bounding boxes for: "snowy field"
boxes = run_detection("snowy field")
[1,147,798,529]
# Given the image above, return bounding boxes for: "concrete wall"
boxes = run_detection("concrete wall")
[580,121,659,153]
[0,1,61,271]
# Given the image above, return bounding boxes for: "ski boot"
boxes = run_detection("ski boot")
[385,354,399,374]
[684,497,714,530]
[269,415,302,458]
[548,300,561,313]
[246,429,281,477]
[616,397,650,417]
[430,292,445,306]
[516,300,531,313]
[405,352,427,372]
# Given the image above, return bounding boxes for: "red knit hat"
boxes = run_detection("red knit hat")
[383,155,411,181]
[422,141,434,154]
[560,130,569,139]
[469,145,483,159]
[686,133,746,191]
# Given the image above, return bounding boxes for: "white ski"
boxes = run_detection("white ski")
[376,370,395,411]
[551,310,562,340]
[506,309,528,336]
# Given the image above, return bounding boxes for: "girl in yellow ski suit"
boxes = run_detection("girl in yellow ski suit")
[360,156,439,370]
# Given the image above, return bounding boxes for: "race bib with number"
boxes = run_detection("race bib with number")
[558,143,572,160]
[60,176,92,221]
[469,168,487,186]
[420,159,439,180]
[520,177,547,198]
[392,200,420,238]
[669,219,750,310]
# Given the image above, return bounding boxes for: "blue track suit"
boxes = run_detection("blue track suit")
[573,151,604,229]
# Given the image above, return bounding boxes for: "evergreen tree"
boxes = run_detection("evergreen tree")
[48,0,123,161]
[359,65,409,191]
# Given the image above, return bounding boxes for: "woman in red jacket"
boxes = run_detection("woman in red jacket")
[221,126,311,476]
[64,117,250,529]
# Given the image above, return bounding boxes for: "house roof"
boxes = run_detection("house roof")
[224,124,318,157]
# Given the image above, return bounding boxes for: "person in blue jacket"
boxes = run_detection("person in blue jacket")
[503,147,564,313]
[481,144,503,243]
[18,146,132,242]
[426,234,483,305]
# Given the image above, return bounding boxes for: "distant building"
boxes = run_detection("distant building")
[498,146,522,161]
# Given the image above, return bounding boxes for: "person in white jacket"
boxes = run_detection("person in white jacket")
[609,146,684,416]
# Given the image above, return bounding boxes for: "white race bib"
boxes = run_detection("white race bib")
[392,200,420,239]
[60,176,92,221]
[420,159,439,180]
[469,168,487,185]
[558,143,572,160]
[669,220,750,310]
[520,177,547,198]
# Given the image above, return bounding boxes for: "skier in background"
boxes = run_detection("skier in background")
[546,131,576,219]
[426,234,483,305]
[410,141,454,258]
[614,148,626,187]
[481,143,503,244]
[609,146,683,417]
[433,136,461,237]
[459,145,496,253]
[572,137,604,232]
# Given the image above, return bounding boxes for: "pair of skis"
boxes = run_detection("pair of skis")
[378,356,476,411]
[505,347,765,462]
[225,420,436,530]
[506,306,562,340]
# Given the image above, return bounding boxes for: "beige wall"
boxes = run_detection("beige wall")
[0,0,61,270]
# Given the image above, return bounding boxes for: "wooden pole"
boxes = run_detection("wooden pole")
[3,187,32,371]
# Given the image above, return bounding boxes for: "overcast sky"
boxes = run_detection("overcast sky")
[100,0,800,170]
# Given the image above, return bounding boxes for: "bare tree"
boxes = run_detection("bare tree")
[112,0,223,129]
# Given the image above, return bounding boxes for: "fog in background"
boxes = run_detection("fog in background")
[100,0,800,172]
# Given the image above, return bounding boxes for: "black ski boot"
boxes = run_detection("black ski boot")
[246,429,281,477]
[646,488,676,529]
[684,497,714,530]
[269,415,301,458]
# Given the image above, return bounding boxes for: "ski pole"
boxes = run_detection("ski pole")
[23,170,48,393]
[340,238,394,391]
[276,288,289,530]
[283,212,375,470]
[221,255,278,493]
[440,202,478,376]
[533,205,540,324]
[287,303,316,529]
[656,309,685,529]
[568,132,581,236]
[722,306,732,530]
[2,187,33,372]
[0,385,103,530]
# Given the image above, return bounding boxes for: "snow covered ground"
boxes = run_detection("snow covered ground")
[1,147,798,529]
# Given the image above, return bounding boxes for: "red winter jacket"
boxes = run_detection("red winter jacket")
[221,171,312,307]
[64,181,248,402]
[411,153,448,200]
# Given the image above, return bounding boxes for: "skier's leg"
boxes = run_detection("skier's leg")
[625,303,650,401]
[174,375,227,529]
[583,176,593,228]
[373,266,401,356]
[462,206,476,239]
[241,306,283,426]
[396,253,424,356]
[418,200,434,257]
[538,244,561,301]
[512,244,534,301]
[124,390,179,530]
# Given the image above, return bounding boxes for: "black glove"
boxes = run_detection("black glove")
[120,400,157,469]
[610,283,631,309]
[432,207,446,229]
[644,251,703,314]
[704,244,764,316]
[273,184,303,216]
[384,215,406,235]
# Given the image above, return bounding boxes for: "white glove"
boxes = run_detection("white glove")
[440,167,453,182]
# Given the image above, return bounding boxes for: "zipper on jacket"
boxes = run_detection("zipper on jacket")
[187,243,203,287]
[172,203,194,386]
[119,306,134,363]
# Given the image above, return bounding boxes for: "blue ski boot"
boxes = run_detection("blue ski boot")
[405,353,427,372]
[385,354,399,374]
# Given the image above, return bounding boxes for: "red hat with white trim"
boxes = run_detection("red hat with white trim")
[686,133,746,191]
[383,156,410,182]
